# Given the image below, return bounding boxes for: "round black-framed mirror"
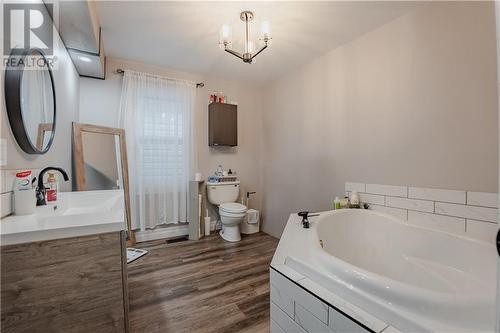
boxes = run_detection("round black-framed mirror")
[4,48,56,155]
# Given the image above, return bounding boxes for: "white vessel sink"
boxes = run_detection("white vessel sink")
[0,190,126,246]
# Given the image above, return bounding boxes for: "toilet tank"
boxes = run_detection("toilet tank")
[207,181,240,205]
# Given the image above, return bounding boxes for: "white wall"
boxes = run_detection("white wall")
[0,3,80,192]
[79,57,264,219]
[261,2,499,237]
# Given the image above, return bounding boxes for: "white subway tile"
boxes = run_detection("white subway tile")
[271,320,286,333]
[382,326,404,333]
[345,182,365,193]
[271,302,306,333]
[408,187,465,204]
[385,197,434,213]
[407,211,465,235]
[467,192,498,208]
[365,184,407,197]
[435,202,497,223]
[369,204,407,221]
[0,192,12,218]
[329,307,371,333]
[466,219,498,244]
[0,171,6,193]
[358,193,385,205]
[271,269,328,324]
[4,171,16,193]
[270,285,294,319]
[295,304,333,333]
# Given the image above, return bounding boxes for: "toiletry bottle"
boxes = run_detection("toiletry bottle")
[334,197,341,210]
[13,171,36,215]
[45,172,58,203]
[350,191,360,207]
[216,165,223,176]
[340,196,349,208]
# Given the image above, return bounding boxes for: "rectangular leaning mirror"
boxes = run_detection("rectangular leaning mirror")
[72,122,135,245]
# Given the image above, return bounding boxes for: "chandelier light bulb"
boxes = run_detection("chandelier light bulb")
[261,21,271,40]
[220,24,232,46]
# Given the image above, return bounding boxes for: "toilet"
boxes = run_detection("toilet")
[207,180,247,242]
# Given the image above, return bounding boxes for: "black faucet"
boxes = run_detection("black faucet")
[36,167,69,206]
[298,211,310,229]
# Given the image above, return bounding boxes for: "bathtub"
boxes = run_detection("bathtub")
[271,209,497,332]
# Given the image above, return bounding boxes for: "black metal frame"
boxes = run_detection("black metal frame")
[4,48,56,155]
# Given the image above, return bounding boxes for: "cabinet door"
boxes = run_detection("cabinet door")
[209,103,237,146]
[1,232,126,333]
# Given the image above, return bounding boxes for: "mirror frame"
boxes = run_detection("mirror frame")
[72,122,136,246]
[4,48,56,155]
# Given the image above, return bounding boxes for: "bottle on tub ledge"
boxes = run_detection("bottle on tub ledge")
[349,191,360,208]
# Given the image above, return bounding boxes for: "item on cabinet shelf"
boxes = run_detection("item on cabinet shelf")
[334,196,341,210]
[222,170,228,176]
[45,172,58,203]
[204,216,211,236]
[350,191,360,208]
[228,169,233,175]
[195,172,203,181]
[340,196,350,209]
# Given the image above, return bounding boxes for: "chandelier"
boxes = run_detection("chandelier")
[219,11,271,64]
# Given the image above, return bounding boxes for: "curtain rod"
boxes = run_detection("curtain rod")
[114,68,205,88]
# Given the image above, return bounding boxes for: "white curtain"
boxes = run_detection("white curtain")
[119,70,197,231]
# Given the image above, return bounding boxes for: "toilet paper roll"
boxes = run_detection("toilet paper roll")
[195,173,203,181]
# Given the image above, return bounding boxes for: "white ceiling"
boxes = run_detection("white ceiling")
[96,1,422,84]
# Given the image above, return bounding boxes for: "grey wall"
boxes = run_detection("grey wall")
[261,1,499,237]
[1,4,80,191]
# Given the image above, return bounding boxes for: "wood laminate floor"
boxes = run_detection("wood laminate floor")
[128,232,279,333]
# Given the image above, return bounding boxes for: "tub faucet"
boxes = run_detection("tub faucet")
[36,167,69,206]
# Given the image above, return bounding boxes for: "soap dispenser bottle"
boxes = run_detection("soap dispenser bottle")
[45,172,58,203]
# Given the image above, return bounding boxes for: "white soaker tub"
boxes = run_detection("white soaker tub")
[271,209,497,332]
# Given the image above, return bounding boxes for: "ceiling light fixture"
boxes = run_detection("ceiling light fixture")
[220,11,271,64]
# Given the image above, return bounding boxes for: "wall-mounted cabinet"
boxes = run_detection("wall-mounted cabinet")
[208,102,237,147]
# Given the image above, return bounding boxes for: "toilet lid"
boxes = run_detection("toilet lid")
[220,202,247,213]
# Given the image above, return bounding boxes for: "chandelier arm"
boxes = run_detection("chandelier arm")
[225,48,244,60]
[251,44,268,60]
[245,15,249,53]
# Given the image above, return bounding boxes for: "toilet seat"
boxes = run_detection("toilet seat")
[220,202,247,214]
